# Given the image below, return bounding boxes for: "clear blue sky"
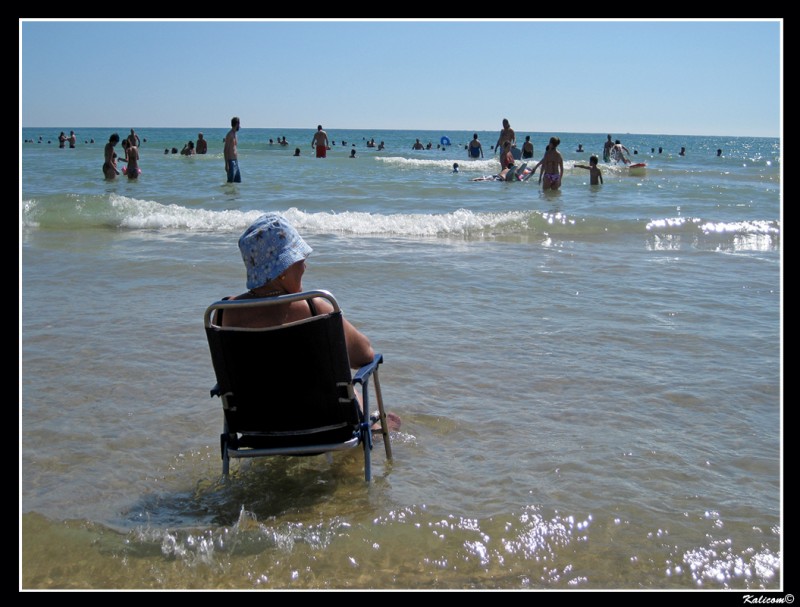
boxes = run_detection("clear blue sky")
[20,19,782,138]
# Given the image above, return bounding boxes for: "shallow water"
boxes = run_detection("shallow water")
[21,128,781,590]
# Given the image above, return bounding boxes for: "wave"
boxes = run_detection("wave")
[377,154,781,182]
[21,193,780,252]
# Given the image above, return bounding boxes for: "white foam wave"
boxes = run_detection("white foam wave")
[109,194,530,236]
[377,155,499,172]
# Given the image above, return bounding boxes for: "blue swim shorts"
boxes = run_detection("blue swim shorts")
[227,159,241,183]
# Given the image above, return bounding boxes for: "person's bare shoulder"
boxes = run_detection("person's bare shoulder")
[312,296,335,315]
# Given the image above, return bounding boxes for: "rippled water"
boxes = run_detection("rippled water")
[21,128,781,590]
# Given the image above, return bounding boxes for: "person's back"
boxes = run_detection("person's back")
[125,141,140,178]
[223,214,374,368]
[312,125,329,158]
[542,148,560,174]
[576,155,603,185]
[612,140,630,164]
[522,136,534,159]
[539,137,563,190]
[196,133,207,154]
[469,133,483,158]
[219,214,401,431]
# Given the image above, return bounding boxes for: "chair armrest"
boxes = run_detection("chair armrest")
[352,353,383,386]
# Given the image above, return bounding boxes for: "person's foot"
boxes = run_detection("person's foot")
[370,411,401,433]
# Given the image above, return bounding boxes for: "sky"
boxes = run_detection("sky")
[19,19,782,138]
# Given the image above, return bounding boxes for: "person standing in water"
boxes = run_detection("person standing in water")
[575,155,604,185]
[120,138,140,179]
[468,133,484,158]
[103,133,120,180]
[521,135,534,159]
[494,118,515,156]
[311,125,330,158]
[530,136,564,191]
[224,116,241,182]
[602,134,614,162]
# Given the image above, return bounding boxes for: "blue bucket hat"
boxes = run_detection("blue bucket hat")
[238,213,312,290]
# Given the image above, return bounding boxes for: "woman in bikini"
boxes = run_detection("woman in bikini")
[102,133,120,180]
[531,137,564,191]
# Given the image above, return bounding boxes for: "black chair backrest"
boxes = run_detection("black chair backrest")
[205,308,361,439]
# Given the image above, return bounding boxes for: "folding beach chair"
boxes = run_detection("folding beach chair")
[204,290,392,481]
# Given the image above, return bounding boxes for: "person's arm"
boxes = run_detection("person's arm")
[529,159,543,183]
[313,297,374,368]
[575,164,589,170]
[598,170,603,185]
[343,318,374,368]
[480,144,484,158]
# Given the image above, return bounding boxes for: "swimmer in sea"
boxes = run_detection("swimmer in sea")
[530,137,564,190]
[521,136,534,159]
[468,134,484,158]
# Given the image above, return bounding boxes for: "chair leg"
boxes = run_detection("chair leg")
[221,433,230,476]
[361,387,373,482]
[363,430,372,482]
[373,370,392,459]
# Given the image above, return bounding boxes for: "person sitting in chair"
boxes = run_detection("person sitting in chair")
[221,213,400,430]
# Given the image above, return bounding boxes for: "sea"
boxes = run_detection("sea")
[20,127,782,591]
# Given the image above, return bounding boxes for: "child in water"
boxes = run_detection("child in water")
[575,155,604,185]
[120,139,140,179]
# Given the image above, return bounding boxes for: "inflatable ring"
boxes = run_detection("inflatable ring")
[440,136,451,146]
